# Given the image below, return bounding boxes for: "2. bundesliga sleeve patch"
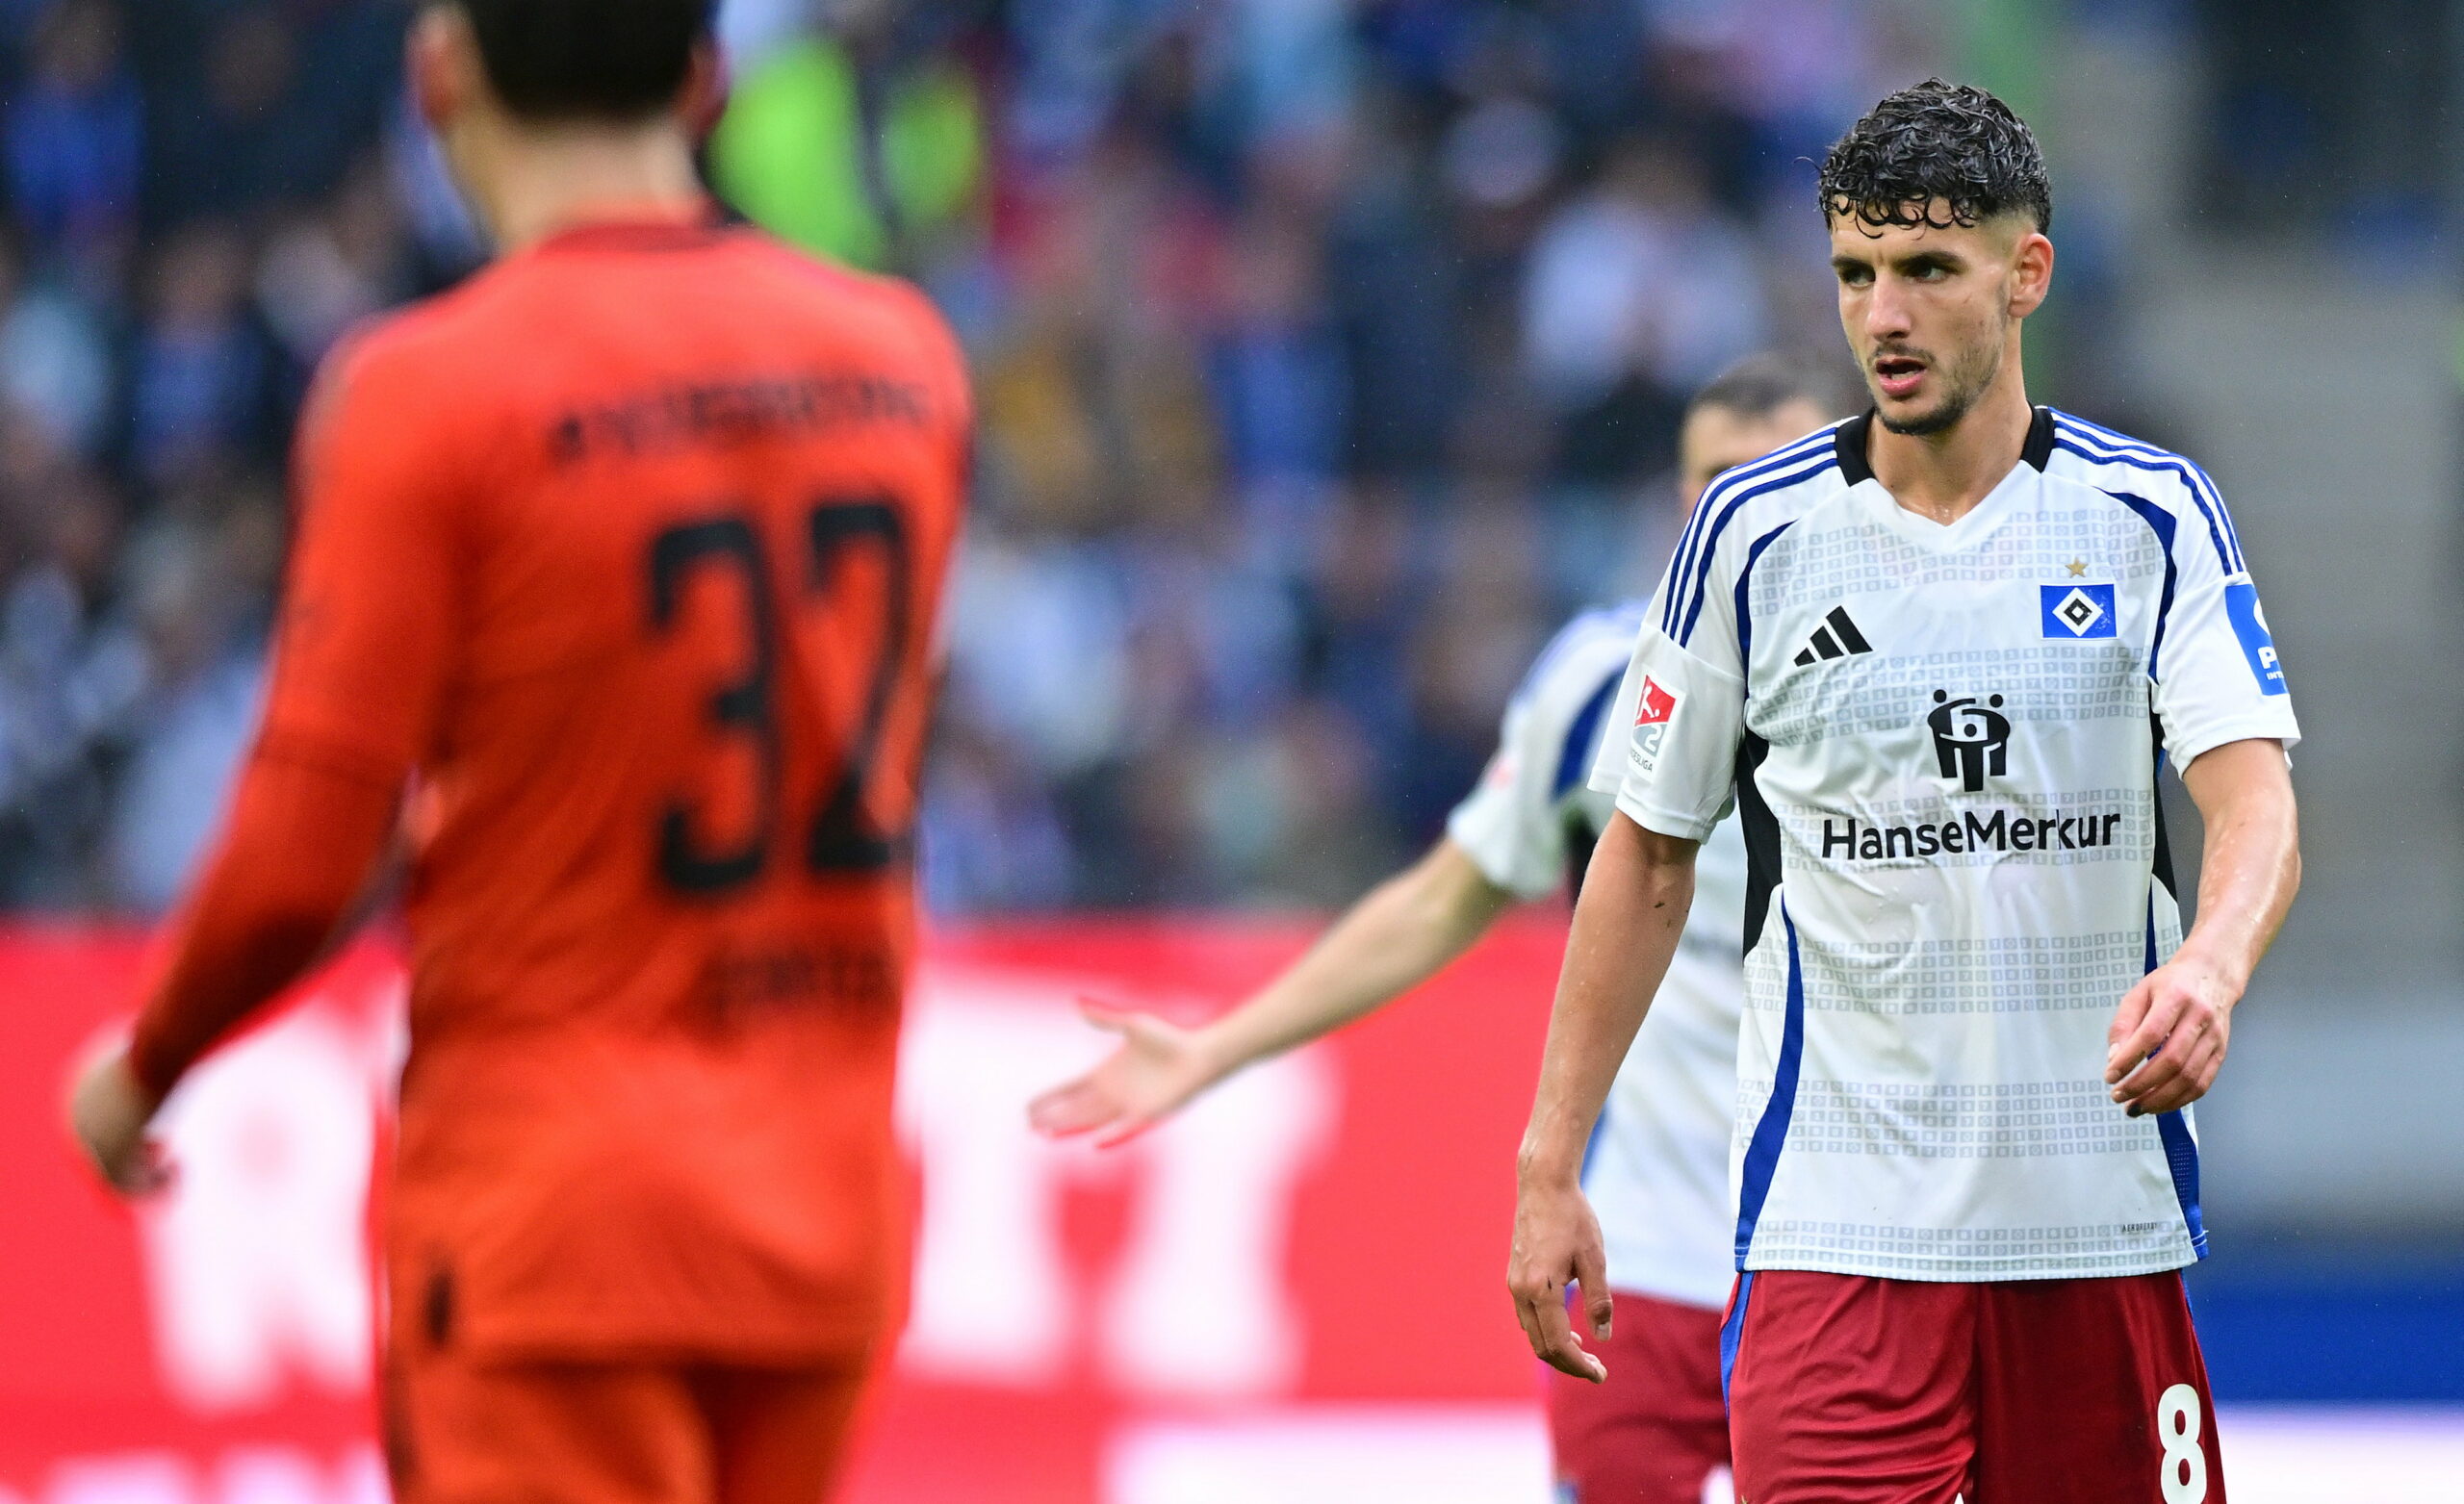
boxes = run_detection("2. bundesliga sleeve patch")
[2040,582,2117,639]
[1630,676,1679,776]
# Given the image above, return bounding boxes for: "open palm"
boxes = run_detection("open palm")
[1026,1002,1219,1148]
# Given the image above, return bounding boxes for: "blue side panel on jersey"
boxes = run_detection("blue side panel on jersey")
[2111,491,2178,680]
[1732,904,1806,1264]
[1552,671,1622,801]
[2223,580,2289,695]
[1732,520,1798,665]
[1719,1270,1756,1407]
[2158,1114,2208,1259]
[1678,455,1838,647]
[2145,901,2210,1259]
[2061,412,2246,567]
[2052,429,2239,574]
[1663,427,1839,633]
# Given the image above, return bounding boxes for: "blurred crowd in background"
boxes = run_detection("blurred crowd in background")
[0,0,2086,914]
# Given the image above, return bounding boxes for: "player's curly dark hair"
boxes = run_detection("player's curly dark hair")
[1817,79,2051,235]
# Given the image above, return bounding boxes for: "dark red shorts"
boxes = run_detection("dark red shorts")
[1547,1289,1732,1504]
[386,1342,872,1504]
[1723,1268,2225,1504]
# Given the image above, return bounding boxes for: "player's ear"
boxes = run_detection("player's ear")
[2009,227,2053,319]
[680,38,728,142]
[407,3,478,136]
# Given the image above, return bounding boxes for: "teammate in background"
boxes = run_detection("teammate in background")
[1029,356,1846,1504]
[65,2,969,1500]
[1510,82,2300,1502]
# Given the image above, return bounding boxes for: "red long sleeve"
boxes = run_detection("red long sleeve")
[125,749,399,1097]
[123,324,468,1099]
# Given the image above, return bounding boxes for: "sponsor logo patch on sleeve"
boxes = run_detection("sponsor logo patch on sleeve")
[2222,580,2287,695]
[1630,676,1679,775]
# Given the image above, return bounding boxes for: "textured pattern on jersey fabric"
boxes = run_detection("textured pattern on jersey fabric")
[1767,1080,2160,1157]
[1594,408,2299,1284]
[1745,1219,2198,1277]
[1753,642,2153,742]
[1447,602,1749,1310]
[1788,930,2149,1015]
[1757,504,2167,606]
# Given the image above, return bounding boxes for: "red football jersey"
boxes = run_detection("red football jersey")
[169,216,968,1358]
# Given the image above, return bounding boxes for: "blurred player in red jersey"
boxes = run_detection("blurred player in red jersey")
[64,2,970,1499]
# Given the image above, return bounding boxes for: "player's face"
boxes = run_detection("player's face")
[1678,397,1833,508]
[1829,207,2051,438]
[408,6,490,181]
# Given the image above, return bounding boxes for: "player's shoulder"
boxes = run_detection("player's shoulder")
[2043,409,2210,488]
[295,287,503,451]
[724,231,964,366]
[1517,599,1649,706]
[1658,419,1854,634]
[2040,408,2245,571]
[321,286,487,390]
[1705,419,1855,508]
[1686,420,1856,549]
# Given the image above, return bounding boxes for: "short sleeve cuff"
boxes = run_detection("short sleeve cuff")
[1444,801,1559,901]
[1612,790,1718,845]
[2165,712,2301,771]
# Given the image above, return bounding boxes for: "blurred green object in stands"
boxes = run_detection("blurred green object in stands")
[709,37,979,273]
[1956,0,2049,129]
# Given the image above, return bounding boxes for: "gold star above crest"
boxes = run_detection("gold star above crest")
[2066,558,2089,577]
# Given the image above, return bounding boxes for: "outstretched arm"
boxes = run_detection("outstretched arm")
[1028,837,1514,1146]
[1508,812,1697,1383]
[2106,737,2299,1116]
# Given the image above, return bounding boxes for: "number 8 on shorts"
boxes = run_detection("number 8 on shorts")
[2158,1383,2207,1504]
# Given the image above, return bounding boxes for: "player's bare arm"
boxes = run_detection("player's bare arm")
[1029,838,1513,1146]
[2107,738,2300,1116]
[1510,813,1696,1383]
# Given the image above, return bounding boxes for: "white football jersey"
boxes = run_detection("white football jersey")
[1449,603,1748,1310]
[1592,409,2300,1284]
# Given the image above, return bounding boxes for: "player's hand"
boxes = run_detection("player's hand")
[1026,1000,1220,1148]
[1507,1172,1612,1384]
[2105,952,2239,1118]
[64,1041,174,1197]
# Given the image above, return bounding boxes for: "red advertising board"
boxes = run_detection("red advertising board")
[0,917,1571,1504]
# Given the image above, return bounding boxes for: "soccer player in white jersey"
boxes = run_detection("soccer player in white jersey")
[1508,81,2301,1503]
[1031,358,1845,1504]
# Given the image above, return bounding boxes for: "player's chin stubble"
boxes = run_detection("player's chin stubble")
[1874,332,2005,438]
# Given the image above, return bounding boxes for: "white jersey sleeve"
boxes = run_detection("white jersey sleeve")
[2138,472,2302,767]
[1448,606,1644,898]
[1591,625,1745,843]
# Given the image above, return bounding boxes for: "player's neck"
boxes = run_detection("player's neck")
[1863,362,2036,526]
[465,118,706,256]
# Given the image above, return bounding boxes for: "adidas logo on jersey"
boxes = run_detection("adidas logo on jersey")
[1792,606,1873,665]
